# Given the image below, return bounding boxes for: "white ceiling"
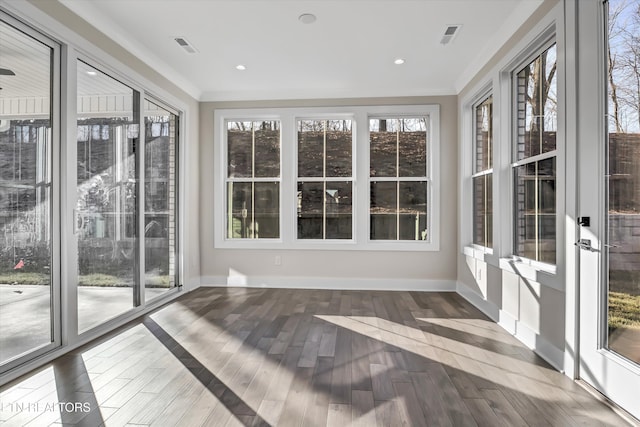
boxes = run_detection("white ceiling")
[59,0,544,102]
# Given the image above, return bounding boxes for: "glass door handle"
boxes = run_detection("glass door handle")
[575,239,599,252]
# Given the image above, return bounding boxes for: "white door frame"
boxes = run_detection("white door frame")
[576,0,640,420]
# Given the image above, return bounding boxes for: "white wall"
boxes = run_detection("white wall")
[199,96,459,290]
[456,0,569,371]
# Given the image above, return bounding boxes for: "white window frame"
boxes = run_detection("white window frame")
[214,105,440,251]
[509,38,559,269]
[0,0,190,385]
[295,115,355,242]
[224,118,283,241]
[471,92,494,252]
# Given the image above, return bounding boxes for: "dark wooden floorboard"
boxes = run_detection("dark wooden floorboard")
[0,287,633,426]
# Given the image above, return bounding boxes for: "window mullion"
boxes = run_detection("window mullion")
[323,122,327,240]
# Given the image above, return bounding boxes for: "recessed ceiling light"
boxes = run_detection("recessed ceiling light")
[394,58,405,65]
[86,70,97,76]
[299,13,317,24]
[236,65,246,71]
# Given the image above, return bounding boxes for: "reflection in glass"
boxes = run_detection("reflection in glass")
[227,121,280,239]
[228,182,279,239]
[144,100,178,300]
[473,174,492,248]
[514,158,556,264]
[0,20,53,364]
[297,120,353,240]
[398,181,428,240]
[371,180,427,241]
[473,95,493,249]
[475,96,493,173]
[370,181,397,240]
[76,60,138,333]
[516,44,557,161]
[298,181,352,240]
[606,0,640,365]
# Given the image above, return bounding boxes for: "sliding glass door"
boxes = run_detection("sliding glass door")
[0,16,59,368]
[144,99,179,300]
[1,10,181,374]
[76,61,140,333]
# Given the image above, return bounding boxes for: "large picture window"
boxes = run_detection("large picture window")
[226,120,280,239]
[513,43,557,264]
[297,120,353,240]
[369,118,428,241]
[472,95,493,248]
[214,105,439,250]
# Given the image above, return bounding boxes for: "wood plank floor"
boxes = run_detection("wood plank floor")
[0,287,634,426]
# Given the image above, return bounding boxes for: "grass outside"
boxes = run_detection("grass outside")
[609,291,640,329]
[609,270,640,330]
[0,272,171,288]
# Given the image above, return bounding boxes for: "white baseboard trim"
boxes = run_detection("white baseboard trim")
[200,275,457,292]
[456,281,565,373]
[183,276,201,292]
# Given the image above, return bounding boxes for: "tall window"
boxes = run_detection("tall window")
[297,119,353,240]
[514,43,557,264]
[0,16,55,366]
[472,96,493,248]
[369,118,428,241]
[226,120,280,239]
[144,99,178,297]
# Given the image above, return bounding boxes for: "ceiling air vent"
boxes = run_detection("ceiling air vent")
[174,37,198,54]
[440,25,461,45]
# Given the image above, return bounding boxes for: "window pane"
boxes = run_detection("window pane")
[144,100,178,297]
[515,158,556,263]
[298,182,324,239]
[475,96,493,172]
[227,121,252,177]
[473,174,493,248]
[370,118,427,178]
[398,118,427,177]
[398,181,428,240]
[227,182,279,239]
[76,60,138,332]
[227,182,253,238]
[370,181,397,240]
[516,44,557,161]
[326,181,352,239]
[370,119,397,177]
[298,181,352,240]
[0,21,53,363]
[254,121,280,178]
[254,182,279,238]
[326,120,352,177]
[298,120,323,177]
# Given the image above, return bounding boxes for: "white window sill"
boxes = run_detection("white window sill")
[216,239,440,252]
[498,256,564,291]
[463,245,499,266]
